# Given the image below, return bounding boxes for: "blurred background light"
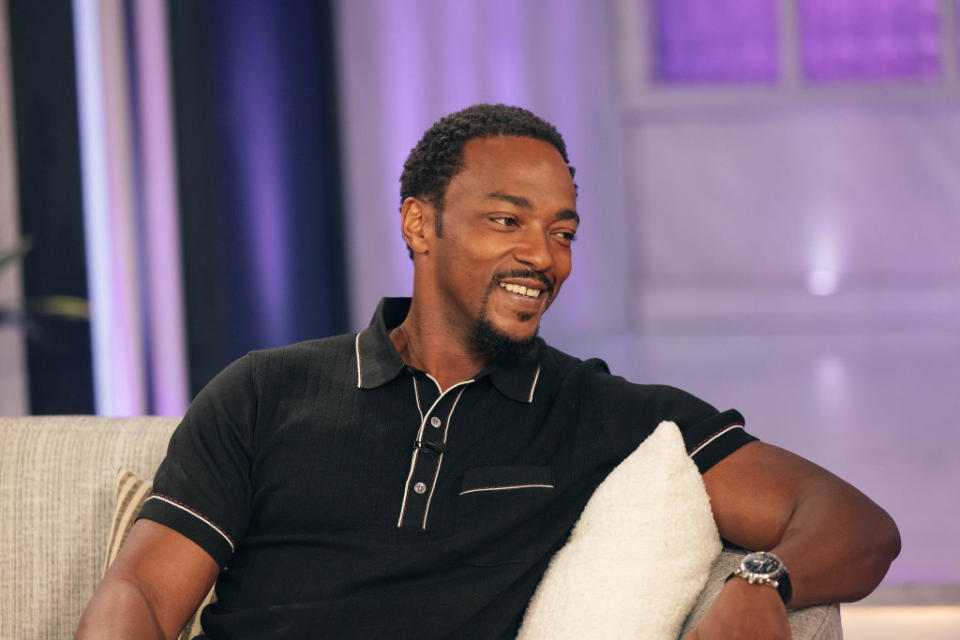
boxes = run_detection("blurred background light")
[72,0,147,415]
[807,268,839,296]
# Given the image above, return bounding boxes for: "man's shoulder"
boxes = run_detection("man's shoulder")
[537,340,702,402]
[244,332,359,378]
[252,331,357,355]
[537,340,611,383]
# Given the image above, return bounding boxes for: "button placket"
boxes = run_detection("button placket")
[397,380,471,531]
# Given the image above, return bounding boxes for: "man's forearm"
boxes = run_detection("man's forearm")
[768,480,901,608]
[690,443,900,639]
[75,576,167,640]
[704,442,901,609]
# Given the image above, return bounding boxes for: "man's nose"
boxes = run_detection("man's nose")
[514,228,553,273]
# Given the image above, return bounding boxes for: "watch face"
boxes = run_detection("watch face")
[743,551,782,576]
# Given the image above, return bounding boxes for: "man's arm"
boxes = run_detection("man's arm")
[75,519,219,640]
[688,440,901,639]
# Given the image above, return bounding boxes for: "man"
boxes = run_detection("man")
[77,104,900,639]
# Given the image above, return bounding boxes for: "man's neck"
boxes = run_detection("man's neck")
[390,306,491,392]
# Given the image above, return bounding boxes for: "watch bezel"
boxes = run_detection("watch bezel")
[730,550,793,606]
[739,550,785,581]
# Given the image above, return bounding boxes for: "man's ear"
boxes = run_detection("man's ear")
[401,197,434,256]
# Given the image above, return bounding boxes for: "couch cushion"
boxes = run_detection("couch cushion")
[0,416,180,640]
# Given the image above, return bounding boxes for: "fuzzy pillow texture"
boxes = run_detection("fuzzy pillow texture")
[518,421,721,639]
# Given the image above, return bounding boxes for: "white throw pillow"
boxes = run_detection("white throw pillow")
[518,421,721,639]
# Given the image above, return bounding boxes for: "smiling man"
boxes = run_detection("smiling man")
[394,133,578,384]
[77,105,899,640]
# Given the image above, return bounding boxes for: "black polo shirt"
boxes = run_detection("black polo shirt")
[140,297,755,639]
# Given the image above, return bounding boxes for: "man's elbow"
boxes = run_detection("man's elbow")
[853,505,901,601]
[878,507,902,565]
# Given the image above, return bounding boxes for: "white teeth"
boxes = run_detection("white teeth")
[499,282,541,298]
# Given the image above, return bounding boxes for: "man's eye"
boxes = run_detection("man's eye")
[491,217,517,227]
[555,231,577,241]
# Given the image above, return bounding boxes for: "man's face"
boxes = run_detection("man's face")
[426,135,578,352]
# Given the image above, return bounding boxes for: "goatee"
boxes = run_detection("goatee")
[474,311,538,360]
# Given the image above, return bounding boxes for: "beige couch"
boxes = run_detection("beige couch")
[0,416,842,639]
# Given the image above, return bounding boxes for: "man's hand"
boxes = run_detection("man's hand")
[685,577,791,640]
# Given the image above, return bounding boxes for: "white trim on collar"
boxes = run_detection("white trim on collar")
[527,365,541,403]
[354,333,362,388]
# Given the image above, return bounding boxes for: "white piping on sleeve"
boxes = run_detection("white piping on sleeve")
[144,495,235,552]
[688,424,745,458]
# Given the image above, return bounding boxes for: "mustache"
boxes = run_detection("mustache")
[495,269,554,295]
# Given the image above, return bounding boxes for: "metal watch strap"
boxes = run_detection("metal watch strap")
[725,567,793,606]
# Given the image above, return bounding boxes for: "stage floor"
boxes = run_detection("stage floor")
[842,605,960,639]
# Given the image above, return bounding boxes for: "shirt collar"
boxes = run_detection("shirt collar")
[354,298,408,390]
[355,297,543,404]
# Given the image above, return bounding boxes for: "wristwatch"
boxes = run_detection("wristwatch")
[726,551,792,606]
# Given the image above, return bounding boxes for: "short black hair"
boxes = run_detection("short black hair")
[400,104,576,258]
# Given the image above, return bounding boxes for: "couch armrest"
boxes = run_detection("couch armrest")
[679,549,842,640]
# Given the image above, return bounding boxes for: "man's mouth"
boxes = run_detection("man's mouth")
[498,282,542,299]
[495,270,554,302]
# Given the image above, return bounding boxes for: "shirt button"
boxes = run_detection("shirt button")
[430,416,441,428]
[414,482,427,494]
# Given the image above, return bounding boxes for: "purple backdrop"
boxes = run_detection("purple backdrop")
[334,0,960,591]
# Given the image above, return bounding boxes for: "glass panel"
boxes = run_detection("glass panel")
[799,0,940,82]
[653,0,779,84]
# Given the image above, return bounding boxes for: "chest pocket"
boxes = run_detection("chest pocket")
[447,465,555,566]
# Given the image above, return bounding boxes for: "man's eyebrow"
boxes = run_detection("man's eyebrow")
[485,192,580,223]
[555,209,580,224]
[485,192,533,208]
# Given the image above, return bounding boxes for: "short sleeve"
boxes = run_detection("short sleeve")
[679,407,755,473]
[587,369,757,474]
[138,354,257,568]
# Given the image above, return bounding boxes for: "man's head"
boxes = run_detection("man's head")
[400,105,579,357]
[400,104,576,254]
